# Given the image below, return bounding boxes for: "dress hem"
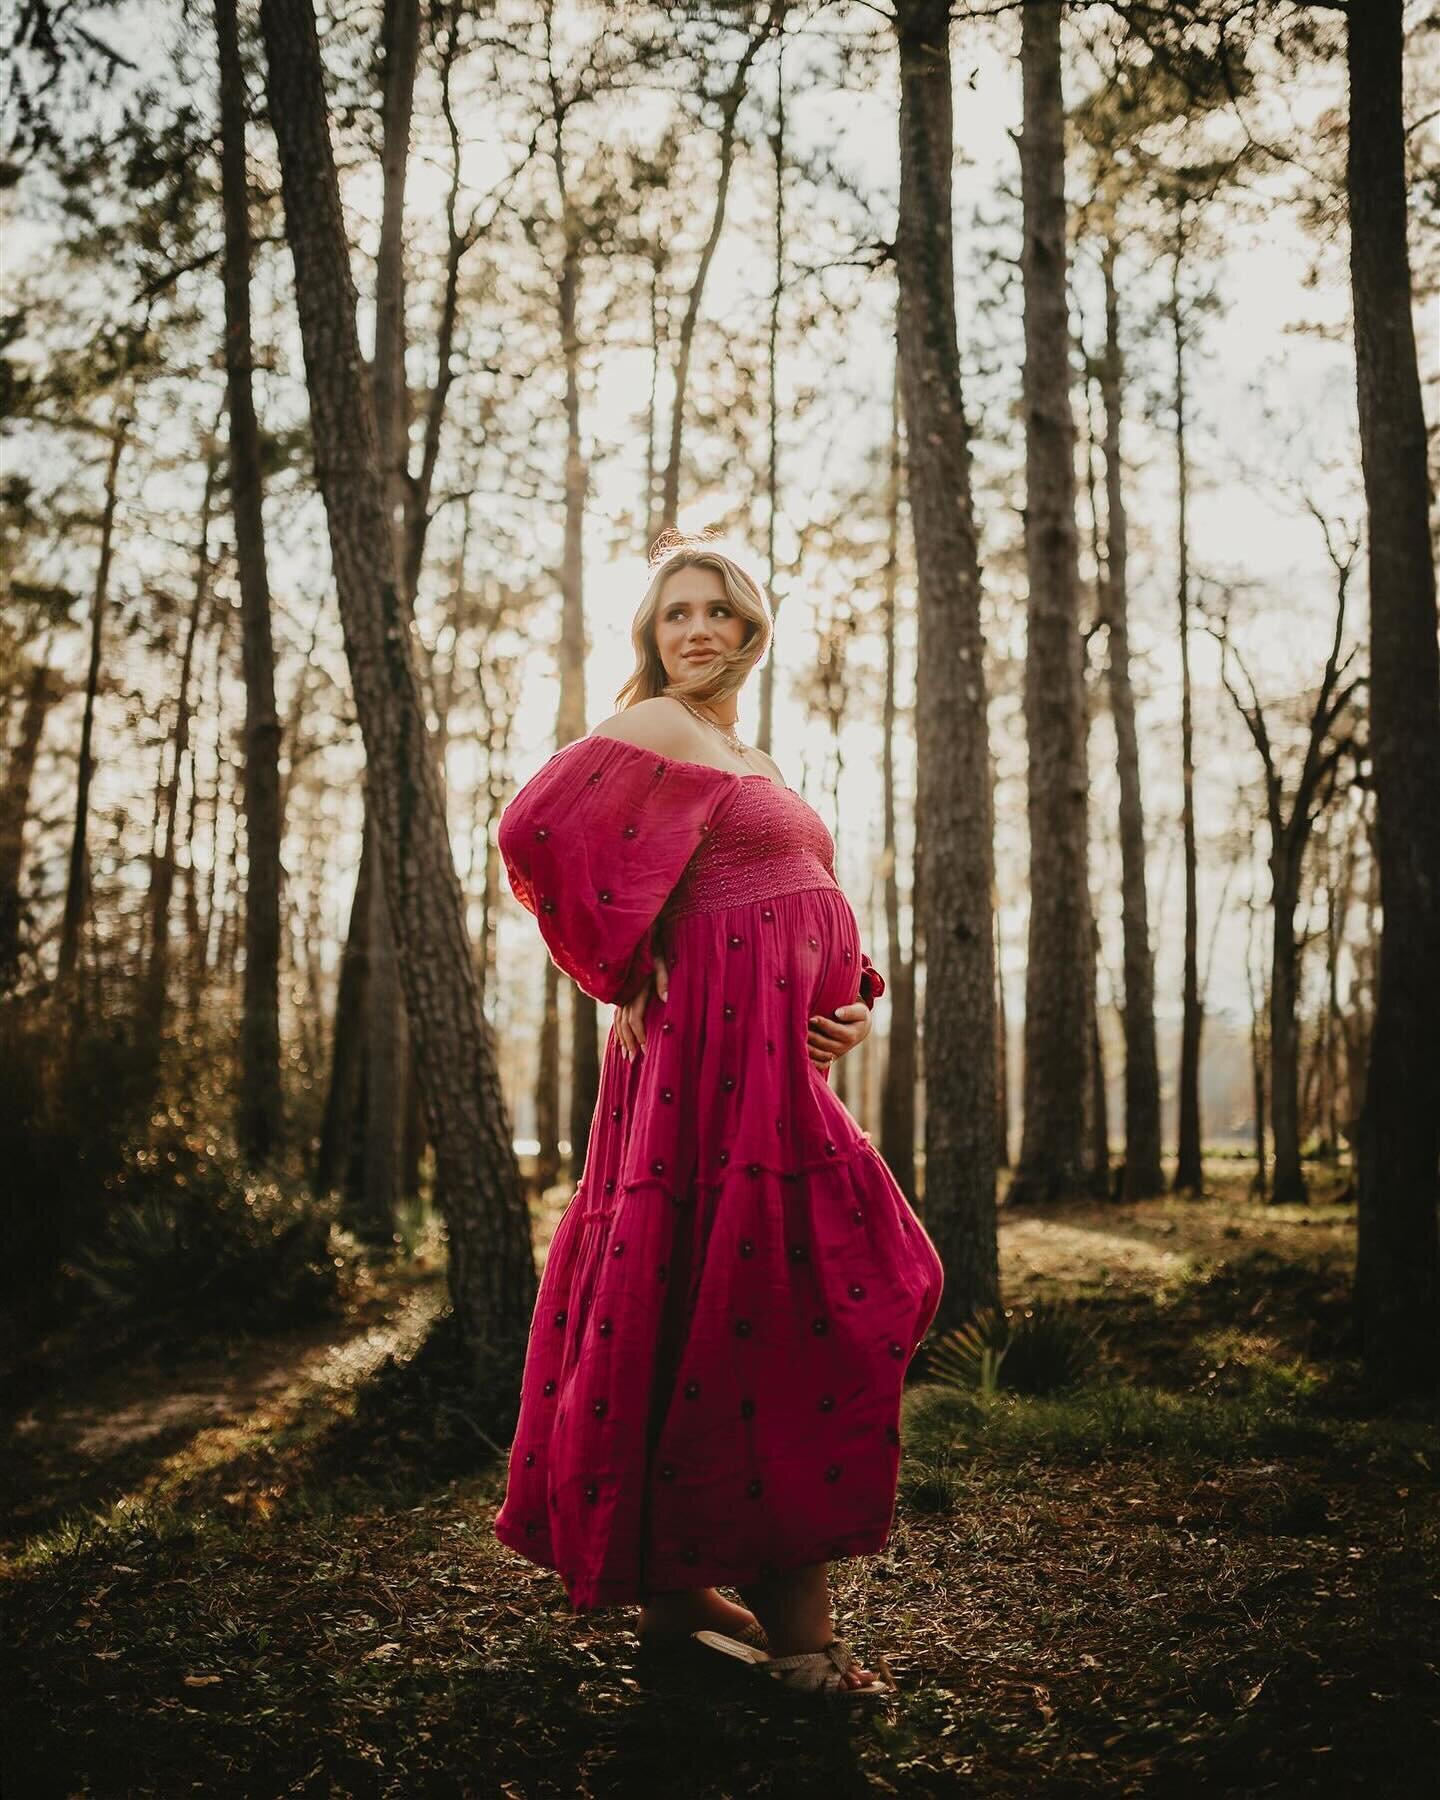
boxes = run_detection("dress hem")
[492,1512,899,1614]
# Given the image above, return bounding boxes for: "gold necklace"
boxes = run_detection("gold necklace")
[675,693,750,759]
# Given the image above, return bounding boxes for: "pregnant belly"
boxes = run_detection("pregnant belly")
[658,883,863,1026]
[798,886,865,1022]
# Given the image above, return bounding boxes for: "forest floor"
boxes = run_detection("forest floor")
[3,1161,1436,1798]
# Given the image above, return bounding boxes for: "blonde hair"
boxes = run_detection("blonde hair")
[615,534,774,712]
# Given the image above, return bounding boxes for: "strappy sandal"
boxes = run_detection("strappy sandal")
[638,1618,771,1661]
[752,1636,895,1702]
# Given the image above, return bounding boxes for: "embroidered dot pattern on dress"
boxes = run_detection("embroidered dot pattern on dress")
[492,733,942,1611]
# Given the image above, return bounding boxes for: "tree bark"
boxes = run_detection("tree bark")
[0,654,57,986]
[58,408,128,991]
[373,0,419,547]
[1248,899,1269,1199]
[994,895,1010,1169]
[357,0,422,1242]
[552,127,600,1187]
[314,819,372,1196]
[216,0,285,1165]
[258,0,537,1384]
[1347,0,1440,1396]
[758,41,785,758]
[138,453,214,1081]
[1269,863,1306,1204]
[534,959,561,1191]
[893,0,998,1327]
[1085,905,1109,1192]
[1099,244,1164,1199]
[1011,0,1091,1205]
[1171,219,1205,1194]
[879,354,917,1204]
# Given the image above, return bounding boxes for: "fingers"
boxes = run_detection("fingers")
[653,950,669,1004]
[614,989,650,1062]
[808,1013,863,1048]
[807,1004,872,1067]
[808,1015,849,1044]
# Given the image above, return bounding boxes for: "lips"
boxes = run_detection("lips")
[683,651,714,662]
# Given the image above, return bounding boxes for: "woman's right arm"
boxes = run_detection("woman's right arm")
[496,725,736,1007]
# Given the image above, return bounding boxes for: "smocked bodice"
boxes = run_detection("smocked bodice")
[659,777,839,923]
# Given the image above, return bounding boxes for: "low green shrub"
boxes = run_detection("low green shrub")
[926,1301,1101,1397]
[66,1129,362,1335]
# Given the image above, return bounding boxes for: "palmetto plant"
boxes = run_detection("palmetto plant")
[928,1302,1101,1397]
[69,1178,355,1329]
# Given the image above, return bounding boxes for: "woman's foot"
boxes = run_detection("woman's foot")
[762,1637,893,1700]
[739,1563,881,1691]
[766,1632,881,1690]
[637,1586,762,1646]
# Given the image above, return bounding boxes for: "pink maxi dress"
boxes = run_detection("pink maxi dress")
[492,732,943,1611]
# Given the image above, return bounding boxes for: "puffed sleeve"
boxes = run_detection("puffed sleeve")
[498,734,741,1006]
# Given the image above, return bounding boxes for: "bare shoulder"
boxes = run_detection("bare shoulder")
[589,697,691,756]
[747,746,788,786]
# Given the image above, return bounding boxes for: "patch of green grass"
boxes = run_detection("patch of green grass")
[901,1379,1440,1471]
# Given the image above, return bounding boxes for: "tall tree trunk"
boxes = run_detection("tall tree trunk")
[894,0,998,1327]
[258,0,537,1385]
[314,820,373,1196]
[1347,0,1440,1397]
[1086,907,1109,1191]
[217,0,285,1164]
[373,0,419,545]
[830,734,852,1114]
[758,38,785,758]
[58,408,128,991]
[358,0,423,1243]
[1011,0,1091,1205]
[534,960,562,1191]
[353,818,404,1245]
[1171,221,1205,1194]
[0,654,57,985]
[1269,861,1307,1205]
[994,896,1010,1169]
[1320,831,1351,1162]
[1249,929,1268,1199]
[138,454,214,1079]
[179,662,206,1020]
[1099,245,1164,1199]
[554,183,599,1186]
[879,355,917,1204]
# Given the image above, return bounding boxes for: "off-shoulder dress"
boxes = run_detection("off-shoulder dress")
[492,732,943,1611]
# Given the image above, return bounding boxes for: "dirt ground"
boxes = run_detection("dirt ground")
[3,1167,1436,1798]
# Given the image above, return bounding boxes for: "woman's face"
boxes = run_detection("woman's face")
[654,564,748,688]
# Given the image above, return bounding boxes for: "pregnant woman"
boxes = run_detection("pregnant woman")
[493,539,943,1700]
